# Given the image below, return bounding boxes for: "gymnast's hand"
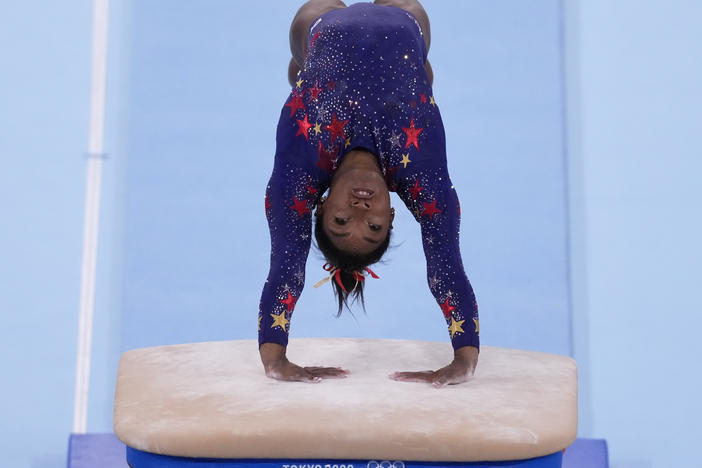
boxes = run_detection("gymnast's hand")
[389,345,478,388]
[259,342,351,383]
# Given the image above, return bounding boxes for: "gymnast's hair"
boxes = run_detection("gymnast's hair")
[314,207,392,317]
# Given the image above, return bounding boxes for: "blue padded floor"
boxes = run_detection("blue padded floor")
[67,434,608,468]
[125,447,563,468]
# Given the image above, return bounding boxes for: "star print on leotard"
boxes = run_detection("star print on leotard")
[258,2,479,351]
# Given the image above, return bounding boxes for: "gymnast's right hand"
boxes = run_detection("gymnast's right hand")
[259,342,351,383]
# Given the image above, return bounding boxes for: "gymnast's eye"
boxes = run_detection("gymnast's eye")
[334,217,348,225]
[369,223,381,232]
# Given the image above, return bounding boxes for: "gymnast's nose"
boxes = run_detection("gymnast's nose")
[351,198,371,210]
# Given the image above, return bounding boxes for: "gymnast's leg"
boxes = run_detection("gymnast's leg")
[287,0,347,87]
[373,0,434,85]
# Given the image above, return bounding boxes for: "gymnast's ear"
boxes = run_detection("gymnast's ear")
[315,196,327,217]
[389,207,395,230]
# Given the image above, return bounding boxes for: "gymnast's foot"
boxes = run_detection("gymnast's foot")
[389,345,478,388]
[260,342,350,383]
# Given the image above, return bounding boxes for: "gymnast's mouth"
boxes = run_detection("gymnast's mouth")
[351,188,374,199]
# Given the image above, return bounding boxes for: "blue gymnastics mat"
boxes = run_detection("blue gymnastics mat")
[126,447,562,468]
[67,434,609,468]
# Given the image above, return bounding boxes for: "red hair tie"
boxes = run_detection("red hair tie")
[313,263,380,293]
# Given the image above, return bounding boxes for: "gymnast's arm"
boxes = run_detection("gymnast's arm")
[258,166,349,382]
[391,170,479,386]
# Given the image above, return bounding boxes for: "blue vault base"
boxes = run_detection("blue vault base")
[67,434,608,468]
[127,447,562,467]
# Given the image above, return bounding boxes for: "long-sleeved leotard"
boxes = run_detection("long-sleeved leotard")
[258,2,479,351]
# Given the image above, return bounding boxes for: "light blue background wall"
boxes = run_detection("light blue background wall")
[565,1,702,467]
[3,1,699,467]
[0,2,92,467]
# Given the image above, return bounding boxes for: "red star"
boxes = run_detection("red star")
[324,113,349,144]
[408,179,424,200]
[284,90,305,117]
[289,197,310,218]
[310,31,321,47]
[308,81,323,102]
[279,291,298,313]
[422,199,442,219]
[296,114,313,140]
[317,141,338,172]
[326,80,336,90]
[440,297,456,320]
[265,195,271,212]
[420,93,427,104]
[306,185,318,195]
[402,117,423,150]
[457,198,461,215]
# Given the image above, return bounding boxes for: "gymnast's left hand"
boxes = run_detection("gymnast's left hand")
[389,345,478,388]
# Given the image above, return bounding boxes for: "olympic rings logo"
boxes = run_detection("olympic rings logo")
[367,461,405,468]
[279,461,405,468]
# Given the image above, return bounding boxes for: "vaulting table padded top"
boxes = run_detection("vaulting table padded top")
[113,338,577,462]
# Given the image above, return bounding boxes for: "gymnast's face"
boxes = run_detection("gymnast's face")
[321,166,394,255]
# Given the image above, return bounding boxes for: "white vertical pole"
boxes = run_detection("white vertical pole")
[73,0,109,434]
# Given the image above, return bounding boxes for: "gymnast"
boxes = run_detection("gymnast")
[258,0,480,387]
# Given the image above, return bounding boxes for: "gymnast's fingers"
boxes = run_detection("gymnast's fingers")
[389,371,436,382]
[304,366,351,378]
[303,366,346,372]
[392,370,434,376]
[289,368,323,383]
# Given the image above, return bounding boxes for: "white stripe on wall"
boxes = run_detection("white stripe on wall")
[73,0,109,434]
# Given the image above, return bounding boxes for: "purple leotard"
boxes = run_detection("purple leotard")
[258,2,479,351]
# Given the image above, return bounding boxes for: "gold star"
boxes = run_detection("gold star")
[429,95,436,106]
[270,311,289,331]
[258,315,261,331]
[345,137,351,148]
[400,153,411,168]
[412,207,421,220]
[473,318,479,334]
[296,77,304,88]
[448,317,465,339]
[313,122,322,135]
